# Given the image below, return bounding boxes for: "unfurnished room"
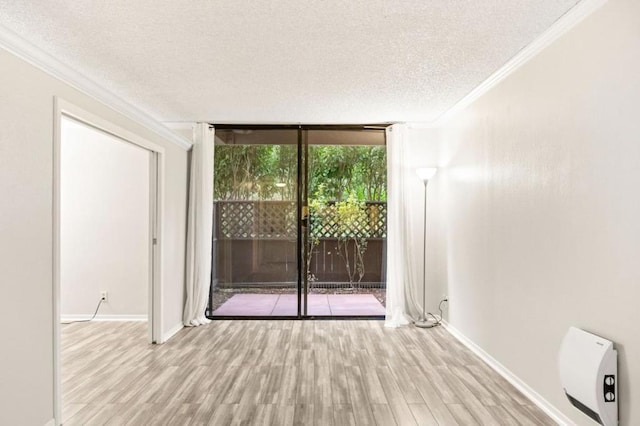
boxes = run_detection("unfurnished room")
[0,0,638,425]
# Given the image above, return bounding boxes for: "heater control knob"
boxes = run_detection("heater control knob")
[603,375,616,402]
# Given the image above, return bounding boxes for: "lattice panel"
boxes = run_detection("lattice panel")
[216,201,386,239]
[365,202,387,238]
[217,201,296,239]
[310,202,386,239]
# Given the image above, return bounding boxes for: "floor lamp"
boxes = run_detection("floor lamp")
[415,167,437,328]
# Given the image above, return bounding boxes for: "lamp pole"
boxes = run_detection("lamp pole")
[415,168,437,328]
[422,180,428,322]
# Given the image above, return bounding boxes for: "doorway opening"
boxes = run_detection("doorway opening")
[53,99,164,423]
[207,125,388,319]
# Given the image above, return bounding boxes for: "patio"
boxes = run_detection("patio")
[211,293,385,316]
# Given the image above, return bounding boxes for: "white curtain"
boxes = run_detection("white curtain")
[385,124,421,327]
[183,123,214,326]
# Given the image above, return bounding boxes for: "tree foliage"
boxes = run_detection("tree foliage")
[214,144,386,201]
[308,146,387,201]
[307,186,371,286]
[213,145,297,200]
[333,194,369,286]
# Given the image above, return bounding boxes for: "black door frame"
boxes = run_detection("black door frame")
[207,124,389,320]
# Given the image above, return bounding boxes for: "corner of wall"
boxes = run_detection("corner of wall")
[161,322,184,344]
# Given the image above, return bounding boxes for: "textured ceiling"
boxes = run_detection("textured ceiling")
[0,0,579,124]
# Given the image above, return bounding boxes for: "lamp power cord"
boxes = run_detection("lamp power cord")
[61,297,104,325]
[425,297,448,327]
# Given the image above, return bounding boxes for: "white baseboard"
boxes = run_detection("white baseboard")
[61,314,148,322]
[442,321,573,425]
[44,418,55,426]
[162,322,184,343]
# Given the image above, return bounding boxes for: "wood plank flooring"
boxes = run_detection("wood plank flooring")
[61,321,556,425]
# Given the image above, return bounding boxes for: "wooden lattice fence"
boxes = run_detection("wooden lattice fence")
[217,201,297,239]
[213,200,387,288]
[216,201,386,240]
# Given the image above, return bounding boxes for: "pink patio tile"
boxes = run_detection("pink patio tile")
[328,294,386,316]
[305,294,332,316]
[271,294,333,316]
[211,293,385,317]
[271,294,301,316]
[211,293,279,316]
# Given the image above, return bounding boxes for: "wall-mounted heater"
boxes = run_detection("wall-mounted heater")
[558,327,618,425]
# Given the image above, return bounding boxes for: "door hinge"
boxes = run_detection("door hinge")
[153,238,158,245]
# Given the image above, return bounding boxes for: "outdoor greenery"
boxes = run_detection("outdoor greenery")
[213,145,386,202]
[308,185,370,286]
[214,143,386,286]
[308,146,387,201]
[213,145,297,200]
[332,195,369,285]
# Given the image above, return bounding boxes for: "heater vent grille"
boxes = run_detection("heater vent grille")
[566,392,603,425]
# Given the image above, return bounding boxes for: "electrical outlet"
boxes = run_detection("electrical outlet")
[100,291,108,302]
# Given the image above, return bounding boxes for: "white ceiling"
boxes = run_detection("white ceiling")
[0,0,579,124]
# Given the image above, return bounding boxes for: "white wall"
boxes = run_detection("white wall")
[0,46,188,425]
[427,0,640,423]
[61,118,149,318]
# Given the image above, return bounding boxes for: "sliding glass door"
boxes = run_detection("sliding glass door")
[304,130,387,316]
[207,126,387,318]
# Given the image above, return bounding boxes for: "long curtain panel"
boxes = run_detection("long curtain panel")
[183,123,214,326]
[385,124,421,327]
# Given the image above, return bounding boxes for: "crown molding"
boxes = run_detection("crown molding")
[432,0,608,127]
[406,121,438,129]
[163,122,196,131]
[0,0,607,137]
[0,25,192,150]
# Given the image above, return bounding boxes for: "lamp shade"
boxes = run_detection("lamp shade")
[416,167,438,182]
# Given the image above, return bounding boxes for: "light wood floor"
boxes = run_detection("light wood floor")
[62,321,556,426]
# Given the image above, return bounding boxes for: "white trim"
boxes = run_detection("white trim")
[163,122,196,131]
[0,0,606,138]
[53,97,166,425]
[60,315,148,322]
[442,321,574,425]
[406,121,438,129]
[52,98,62,426]
[0,25,192,151]
[57,99,166,155]
[152,150,165,343]
[407,0,608,129]
[436,0,607,124]
[162,322,184,343]
[148,151,157,344]
[44,419,55,426]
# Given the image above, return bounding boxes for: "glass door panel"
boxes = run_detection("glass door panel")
[208,129,300,317]
[305,130,387,317]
